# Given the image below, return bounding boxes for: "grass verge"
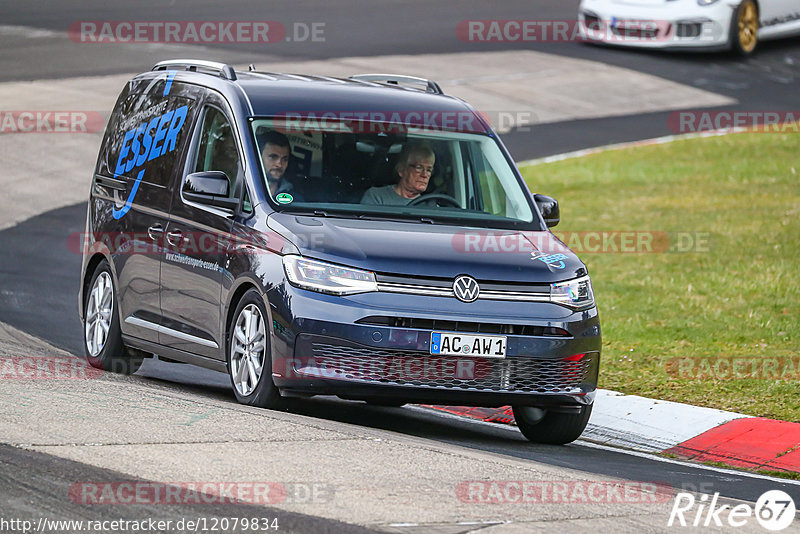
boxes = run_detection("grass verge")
[520,130,800,422]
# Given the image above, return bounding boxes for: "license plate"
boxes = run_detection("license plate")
[612,18,657,31]
[430,332,507,359]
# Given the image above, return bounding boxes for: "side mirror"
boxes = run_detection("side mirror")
[182,171,240,211]
[534,194,560,228]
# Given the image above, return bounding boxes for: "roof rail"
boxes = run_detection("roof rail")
[152,59,237,81]
[349,74,443,95]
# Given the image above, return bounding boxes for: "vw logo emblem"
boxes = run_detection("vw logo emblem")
[453,275,480,303]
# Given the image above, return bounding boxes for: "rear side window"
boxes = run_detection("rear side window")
[97,76,196,187]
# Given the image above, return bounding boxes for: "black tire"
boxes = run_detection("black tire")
[83,260,143,374]
[730,0,759,56]
[226,289,282,408]
[512,404,593,445]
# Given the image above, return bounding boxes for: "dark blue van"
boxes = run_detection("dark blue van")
[79,60,601,444]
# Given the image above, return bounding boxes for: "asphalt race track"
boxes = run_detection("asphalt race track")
[1,0,798,156]
[1,1,799,532]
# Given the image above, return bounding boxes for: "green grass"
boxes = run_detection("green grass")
[520,131,800,422]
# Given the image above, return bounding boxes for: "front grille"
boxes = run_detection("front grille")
[300,342,593,394]
[374,273,554,303]
[355,316,571,337]
[676,22,703,38]
[609,26,662,39]
[582,11,602,31]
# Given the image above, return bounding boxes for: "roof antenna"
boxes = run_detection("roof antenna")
[248,64,256,71]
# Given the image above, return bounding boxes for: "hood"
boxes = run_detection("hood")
[610,0,676,5]
[267,213,587,283]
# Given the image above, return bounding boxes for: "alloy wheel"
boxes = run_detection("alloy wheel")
[85,272,113,357]
[737,1,758,53]
[230,304,267,396]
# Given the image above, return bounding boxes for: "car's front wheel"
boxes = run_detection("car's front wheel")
[227,289,282,408]
[512,404,593,445]
[731,0,759,56]
[83,260,143,374]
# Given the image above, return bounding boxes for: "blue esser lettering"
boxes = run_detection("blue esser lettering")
[163,105,188,154]
[114,129,135,176]
[135,116,160,167]
[148,109,175,161]
[114,105,188,177]
[125,123,146,173]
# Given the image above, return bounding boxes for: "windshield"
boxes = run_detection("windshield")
[251,118,539,229]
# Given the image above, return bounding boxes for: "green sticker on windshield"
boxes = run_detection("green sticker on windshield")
[276,193,294,204]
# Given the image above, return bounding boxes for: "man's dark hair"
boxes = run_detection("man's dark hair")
[259,130,290,150]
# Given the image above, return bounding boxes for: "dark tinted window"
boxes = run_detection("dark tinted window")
[193,107,240,180]
[188,106,243,203]
[98,77,195,187]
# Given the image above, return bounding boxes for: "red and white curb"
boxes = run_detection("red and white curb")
[423,132,800,472]
[581,390,750,453]
[424,389,800,473]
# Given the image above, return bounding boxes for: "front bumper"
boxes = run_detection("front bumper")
[579,2,734,50]
[268,284,601,407]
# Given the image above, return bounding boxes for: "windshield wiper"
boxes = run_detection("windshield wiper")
[279,208,357,219]
[356,212,439,224]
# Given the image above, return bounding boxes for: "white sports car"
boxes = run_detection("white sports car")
[578,0,800,55]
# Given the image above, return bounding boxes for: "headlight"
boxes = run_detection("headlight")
[697,0,721,6]
[283,255,377,295]
[550,276,595,310]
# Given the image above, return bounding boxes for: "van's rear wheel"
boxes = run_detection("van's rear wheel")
[227,289,282,408]
[512,404,593,444]
[83,260,143,374]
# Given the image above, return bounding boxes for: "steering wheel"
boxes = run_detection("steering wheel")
[408,193,461,208]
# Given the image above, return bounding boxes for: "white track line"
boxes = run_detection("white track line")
[517,128,748,168]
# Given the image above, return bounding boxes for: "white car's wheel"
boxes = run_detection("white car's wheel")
[731,0,759,56]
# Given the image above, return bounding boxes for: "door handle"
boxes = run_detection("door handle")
[147,224,164,241]
[166,230,184,246]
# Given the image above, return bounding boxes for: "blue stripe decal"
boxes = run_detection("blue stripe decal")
[112,169,144,220]
[163,70,176,96]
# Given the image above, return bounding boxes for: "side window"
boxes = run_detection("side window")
[191,107,242,199]
[99,78,195,188]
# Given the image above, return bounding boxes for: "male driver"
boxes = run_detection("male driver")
[260,131,301,200]
[361,142,435,205]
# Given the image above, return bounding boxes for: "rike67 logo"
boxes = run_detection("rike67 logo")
[668,490,796,531]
